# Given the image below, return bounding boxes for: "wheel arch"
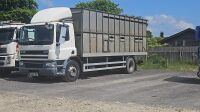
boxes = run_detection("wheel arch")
[63,56,83,71]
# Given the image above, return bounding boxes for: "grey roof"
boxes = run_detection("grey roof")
[160,28,195,43]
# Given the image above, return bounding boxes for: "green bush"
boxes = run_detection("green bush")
[141,55,168,69]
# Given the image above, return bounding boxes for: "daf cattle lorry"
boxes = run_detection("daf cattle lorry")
[0,21,23,76]
[19,7,148,82]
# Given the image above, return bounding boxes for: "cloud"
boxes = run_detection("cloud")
[145,14,194,37]
[37,0,54,7]
[175,20,194,30]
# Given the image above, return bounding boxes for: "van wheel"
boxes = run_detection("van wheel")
[62,60,80,82]
[125,57,136,74]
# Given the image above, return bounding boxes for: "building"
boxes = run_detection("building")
[160,28,199,47]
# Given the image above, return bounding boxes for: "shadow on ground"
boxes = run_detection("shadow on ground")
[164,76,200,85]
[79,69,125,79]
[0,70,125,84]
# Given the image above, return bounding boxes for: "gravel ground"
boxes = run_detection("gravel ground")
[0,70,200,111]
[0,92,198,112]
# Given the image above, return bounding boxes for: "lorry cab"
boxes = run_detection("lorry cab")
[19,22,76,61]
[19,8,77,80]
[0,21,24,75]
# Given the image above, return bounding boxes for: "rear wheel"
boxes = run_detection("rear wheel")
[125,57,136,74]
[62,60,80,82]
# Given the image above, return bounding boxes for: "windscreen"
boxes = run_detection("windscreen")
[0,28,15,45]
[19,24,54,45]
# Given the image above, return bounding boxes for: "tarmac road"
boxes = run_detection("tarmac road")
[0,69,200,110]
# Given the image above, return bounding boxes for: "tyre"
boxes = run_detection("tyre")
[125,57,136,74]
[197,71,200,78]
[62,60,80,82]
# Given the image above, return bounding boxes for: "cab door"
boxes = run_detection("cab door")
[55,23,76,60]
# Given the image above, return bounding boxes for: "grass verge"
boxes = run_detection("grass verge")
[140,55,198,72]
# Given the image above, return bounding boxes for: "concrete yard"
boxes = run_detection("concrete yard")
[0,70,200,112]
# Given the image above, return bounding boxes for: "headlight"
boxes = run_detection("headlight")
[6,57,11,64]
[19,61,24,66]
[20,51,26,54]
[45,62,56,67]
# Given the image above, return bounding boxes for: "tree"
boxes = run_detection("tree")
[147,30,153,38]
[76,0,123,15]
[160,32,164,38]
[146,30,164,48]
[147,37,163,48]
[0,0,38,23]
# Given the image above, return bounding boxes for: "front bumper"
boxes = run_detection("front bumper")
[19,67,58,76]
[0,55,16,67]
[19,61,65,76]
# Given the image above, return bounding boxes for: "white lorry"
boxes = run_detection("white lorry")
[19,7,148,82]
[0,21,23,76]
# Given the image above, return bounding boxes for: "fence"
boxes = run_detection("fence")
[148,47,199,64]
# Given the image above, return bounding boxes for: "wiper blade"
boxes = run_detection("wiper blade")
[35,40,52,44]
[37,40,51,42]
[19,40,52,45]
[18,40,30,44]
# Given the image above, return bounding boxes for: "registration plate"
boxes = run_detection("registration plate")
[29,72,39,77]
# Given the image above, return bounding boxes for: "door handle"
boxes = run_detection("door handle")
[56,43,60,46]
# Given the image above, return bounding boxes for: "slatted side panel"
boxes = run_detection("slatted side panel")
[72,9,148,56]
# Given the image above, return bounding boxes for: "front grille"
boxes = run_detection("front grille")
[21,56,48,59]
[20,50,49,60]
[0,48,6,53]
[24,63,44,68]
[20,50,48,55]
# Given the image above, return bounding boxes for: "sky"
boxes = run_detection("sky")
[36,0,200,37]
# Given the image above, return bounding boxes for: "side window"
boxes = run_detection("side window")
[56,25,69,44]
[59,26,66,44]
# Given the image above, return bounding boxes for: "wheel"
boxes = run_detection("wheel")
[125,57,136,74]
[0,70,11,77]
[197,71,200,78]
[62,60,80,82]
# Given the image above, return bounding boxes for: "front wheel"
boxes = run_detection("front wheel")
[62,60,80,82]
[125,57,136,74]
